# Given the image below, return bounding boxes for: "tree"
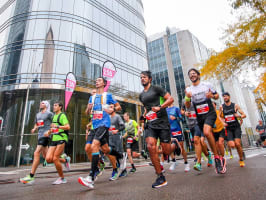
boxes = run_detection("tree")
[201,0,266,99]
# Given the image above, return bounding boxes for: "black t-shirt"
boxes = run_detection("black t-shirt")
[139,85,170,129]
[256,124,266,136]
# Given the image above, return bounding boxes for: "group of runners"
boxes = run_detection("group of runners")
[20,67,257,189]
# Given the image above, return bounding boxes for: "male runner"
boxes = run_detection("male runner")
[108,108,125,180]
[45,102,70,184]
[166,103,190,172]
[20,101,53,184]
[122,112,147,174]
[181,100,212,171]
[220,92,246,167]
[185,68,223,174]
[78,77,126,189]
[256,120,266,147]
[212,102,226,173]
[139,71,179,188]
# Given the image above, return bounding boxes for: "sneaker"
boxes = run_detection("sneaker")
[149,162,154,166]
[78,176,94,189]
[193,162,202,171]
[65,156,71,171]
[99,162,105,176]
[184,163,190,172]
[52,178,67,185]
[239,160,245,167]
[214,157,223,174]
[20,175,35,184]
[220,157,227,174]
[141,150,148,159]
[160,165,165,173]
[169,161,178,171]
[119,169,127,177]
[207,151,213,167]
[129,168,136,173]
[230,155,233,159]
[225,150,229,156]
[109,170,119,181]
[152,175,168,188]
[194,157,197,163]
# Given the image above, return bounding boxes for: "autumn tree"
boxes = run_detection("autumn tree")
[201,0,266,98]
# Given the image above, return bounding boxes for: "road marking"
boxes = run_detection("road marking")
[246,153,260,158]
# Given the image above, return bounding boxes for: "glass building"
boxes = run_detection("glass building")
[0,0,148,167]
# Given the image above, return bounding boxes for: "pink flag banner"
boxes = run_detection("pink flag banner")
[65,72,76,111]
[102,61,116,92]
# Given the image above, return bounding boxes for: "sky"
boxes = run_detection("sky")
[142,0,235,51]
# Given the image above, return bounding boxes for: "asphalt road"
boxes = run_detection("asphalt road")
[1,148,266,200]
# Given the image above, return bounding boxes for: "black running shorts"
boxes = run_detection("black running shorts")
[227,126,242,141]
[190,125,204,137]
[197,111,217,131]
[260,135,266,142]
[86,129,95,144]
[126,139,139,152]
[93,126,109,146]
[38,137,50,147]
[145,127,171,143]
[213,129,225,142]
[50,140,66,146]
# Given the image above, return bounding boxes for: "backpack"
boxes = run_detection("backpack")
[56,112,69,136]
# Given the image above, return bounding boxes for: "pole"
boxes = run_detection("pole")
[17,85,30,168]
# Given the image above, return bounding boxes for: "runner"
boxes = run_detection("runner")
[256,120,266,147]
[20,101,53,184]
[78,77,126,189]
[166,103,190,172]
[139,71,180,188]
[45,102,71,184]
[185,68,223,174]
[224,129,233,159]
[108,107,125,180]
[122,112,147,175]
[181,98,212,171]
[212,102,226,173]
[220,92,246,167]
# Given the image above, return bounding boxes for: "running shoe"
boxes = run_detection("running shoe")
[129,168,136,173]
[225,150,229,156]
[214,157,223,174]
[78,176,94,189]
[52,178,67,185]
[193,162,202,171]
[207,151,213,167]
[160,165,165,173]
[149,162,154,166]
[65,156,71,171]
[109,170,119,181]
[169,161,178,171]
[220,157,227,174]
[230,155,233,159]
[239,160,245,167]
[152,175,167,188]
[141,150,148,159]
[20,175,35,184]
[184,163,190,172]
[194,157,197,163]
[119,169,127,177]
[99,162,105,176]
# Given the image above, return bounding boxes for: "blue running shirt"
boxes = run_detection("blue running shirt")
[166,106,182,132]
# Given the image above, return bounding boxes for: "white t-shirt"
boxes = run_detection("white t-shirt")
[186,82,216,104]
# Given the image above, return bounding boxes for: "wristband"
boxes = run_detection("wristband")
[185,96,191,102]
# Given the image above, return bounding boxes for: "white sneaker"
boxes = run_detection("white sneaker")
[184,163,190,172]
[78,177,94,189]
[52,178,67,185]
[169,161,177,171]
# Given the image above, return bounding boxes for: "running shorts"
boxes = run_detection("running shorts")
[93,126,109,146]
[86,129,95,144]
[190,125,204,137]
[38,137,50,147]
[213,129,225,142]
[145,127,171,143]
[260,135,266,142]
[197,111,217,131]
[227,126,242,141]
[171,130,184,142]
[50,140,66,146]
[126,138,139,152]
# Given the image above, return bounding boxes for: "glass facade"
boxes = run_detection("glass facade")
[148,33,185,107]
[0,0,147,167]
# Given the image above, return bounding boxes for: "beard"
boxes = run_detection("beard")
[224,99,230,103]
[190,77,199,83]
[141,82,149,87]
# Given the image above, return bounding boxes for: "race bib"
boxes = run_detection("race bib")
[146,111,158,122]
[52,128,59,134]
[188,111,197,119]
[36,120,44,127]
[196,104,209,114]
[172,131,182,136]
[259,129,265,134]
[93,111,103,120]
[109,126,116,131]
[225,114,235,122]
[127,137,133,144]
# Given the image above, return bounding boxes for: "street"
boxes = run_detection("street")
[1,148,266,200]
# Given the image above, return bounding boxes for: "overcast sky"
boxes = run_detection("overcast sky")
[142,0,235,51]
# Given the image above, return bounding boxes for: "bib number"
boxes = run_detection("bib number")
[196,104,209,115]
[36,120,44,127]
[172,131,182,136]
[225,114,235,122]
[109,126,116,131]
[52,128,59,134]
[146,111,158,122]
[127,137,133,144]
[93,111,103,120]
[188,111,197,119]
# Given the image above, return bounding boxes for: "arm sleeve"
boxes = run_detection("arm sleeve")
[154,86,167,97]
